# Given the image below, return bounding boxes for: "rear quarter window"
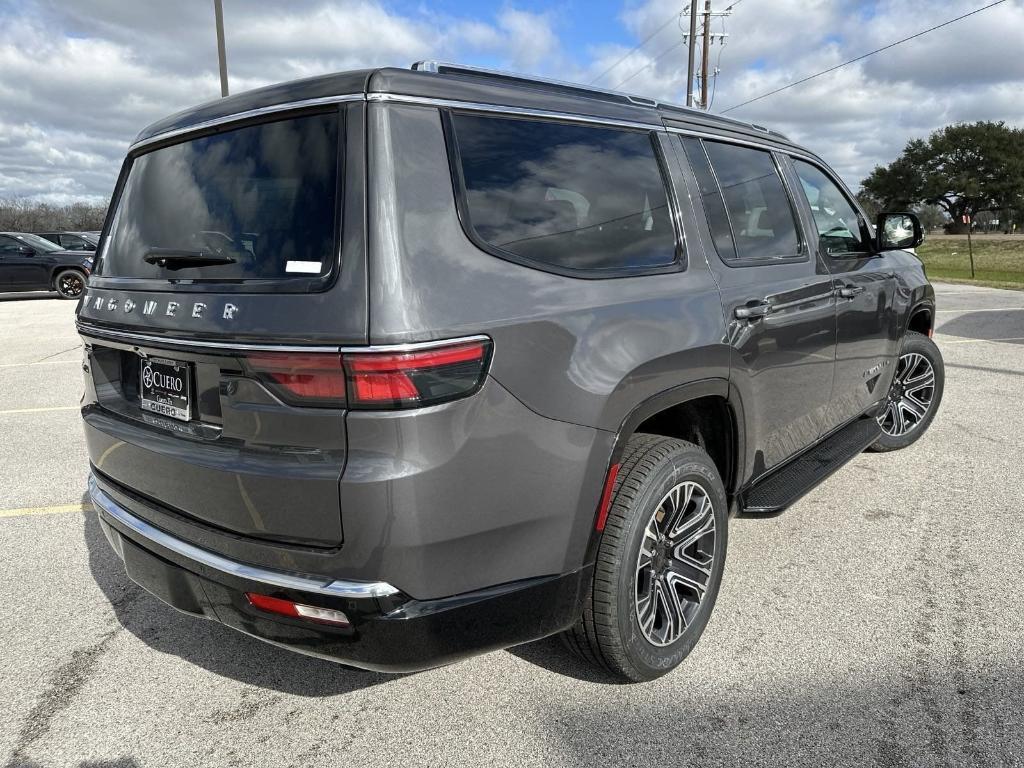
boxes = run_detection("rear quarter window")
[98,110,341,287]
[447,112,679,275]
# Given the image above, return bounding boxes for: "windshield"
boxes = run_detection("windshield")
[98,110,341,284]
[14,233,62,252]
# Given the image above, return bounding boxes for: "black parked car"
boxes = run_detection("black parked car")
[35,231,99,251]
[0,232,92,298]
[78,62,943,681]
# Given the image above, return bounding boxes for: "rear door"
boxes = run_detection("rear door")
[78,103,367,547]
[786,157,899,431]
[676,136,837,478]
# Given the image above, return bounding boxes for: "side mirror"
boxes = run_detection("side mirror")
[875,212,923,251]
[16,245,35,256]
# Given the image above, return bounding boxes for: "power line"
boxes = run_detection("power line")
[611,37,687,90]
[720,0,1007,114]
[589,8,683,85]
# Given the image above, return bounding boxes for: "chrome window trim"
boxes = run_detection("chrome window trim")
[77,321,490,355]
[666,126,817,163]
[89,475,400,599]
[367,92,664,132]
[130,93,365,151]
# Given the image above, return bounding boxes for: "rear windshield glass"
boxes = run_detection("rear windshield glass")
[98,111,340,284]
[448,113,678,274]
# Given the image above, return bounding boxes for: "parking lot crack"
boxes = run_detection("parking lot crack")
[4,626,122,768]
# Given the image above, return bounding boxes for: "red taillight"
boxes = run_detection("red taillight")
[594,463,621,532]
[247,353,346,406]
[245,339,491,410]
[245,593,350,627]
[343,340,491,409]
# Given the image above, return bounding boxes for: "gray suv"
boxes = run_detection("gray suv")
[78,62,943,681]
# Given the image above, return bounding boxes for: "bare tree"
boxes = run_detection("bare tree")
[0,197,110,232]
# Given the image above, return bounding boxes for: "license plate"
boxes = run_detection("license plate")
[140,357,192,422]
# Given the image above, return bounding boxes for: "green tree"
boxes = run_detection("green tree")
[861,121,1024,234]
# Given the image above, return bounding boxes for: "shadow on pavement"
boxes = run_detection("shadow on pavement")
[936,308,1024,344]
[0,292,61,303]
[81,492,403,697]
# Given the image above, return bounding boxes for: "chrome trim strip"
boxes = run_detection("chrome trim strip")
[409,60,759,128]
[367,92,664,132]
[664,126,814,160]
[131,94,365,151]
[77,321,490,355]
[77,323,339,353]
[342,334,491,354]
[771,291,836,312]
[88,475,400,599]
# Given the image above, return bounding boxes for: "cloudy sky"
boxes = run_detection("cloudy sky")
[1,0,1022,204]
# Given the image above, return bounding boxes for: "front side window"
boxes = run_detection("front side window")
[10,233,61,253]
[702,141,802,262]
[448,113,678,274]
[0,236,20,254]
[792,160,868,255]
[99,111,340,285]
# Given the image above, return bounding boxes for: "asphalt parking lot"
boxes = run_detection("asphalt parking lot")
[1,283,1022,768]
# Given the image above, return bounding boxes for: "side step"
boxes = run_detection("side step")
[741,417,881,515]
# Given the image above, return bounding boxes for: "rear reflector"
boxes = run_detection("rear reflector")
[594,463,621,532]
[245,593,350,627]
[343,340,491,409]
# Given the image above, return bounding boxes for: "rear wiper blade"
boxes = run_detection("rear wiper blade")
[143,248,236,270]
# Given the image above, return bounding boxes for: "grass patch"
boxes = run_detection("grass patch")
[917,236,1024,289]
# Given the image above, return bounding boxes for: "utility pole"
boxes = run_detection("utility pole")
[685,2,698,107]
[214,0,229,97]
[700,0,712,108]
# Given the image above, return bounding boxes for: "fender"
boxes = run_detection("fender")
[582,377,742,567]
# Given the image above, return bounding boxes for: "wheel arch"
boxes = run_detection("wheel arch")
[608,378,742,496]
[51,265,87,290]
[906,301,935,337]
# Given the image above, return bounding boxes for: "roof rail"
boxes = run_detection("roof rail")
[410,60,769,134]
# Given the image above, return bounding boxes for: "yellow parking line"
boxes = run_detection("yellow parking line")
[0,502,93,519]
[0,406,78,415]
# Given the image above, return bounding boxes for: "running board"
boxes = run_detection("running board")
[741,417,881,515]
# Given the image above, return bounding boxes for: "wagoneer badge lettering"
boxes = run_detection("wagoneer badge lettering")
[84,292,238,322]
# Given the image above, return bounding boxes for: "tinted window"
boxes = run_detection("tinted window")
[449,113,677,273]
[702,141,801,262]
[680,137,737,261]
[793,160,867,255]
[99,112,340,283]
[0,236,20,254]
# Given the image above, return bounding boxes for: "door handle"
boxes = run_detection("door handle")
[835,285,865,299]
[735,301,771,320]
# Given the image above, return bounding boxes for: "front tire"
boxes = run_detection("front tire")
[54,269,86,300]
[563,434,728,682]
[869,331,944,452]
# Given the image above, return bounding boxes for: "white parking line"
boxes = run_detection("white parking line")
[0,359,81,369]
[937,337,1024,345]
[935,307,1024,313]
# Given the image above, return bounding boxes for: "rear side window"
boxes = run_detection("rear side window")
[698,140,802,263]
[448,113,678,274]
[99,111,340,286]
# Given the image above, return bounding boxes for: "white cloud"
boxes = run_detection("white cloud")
[1,0,1023,201]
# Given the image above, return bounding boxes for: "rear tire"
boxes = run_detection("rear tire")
[563,434,728,682]
[868,331,944,452]
[54,269,86,300]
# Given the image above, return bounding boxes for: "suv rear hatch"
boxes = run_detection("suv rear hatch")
[78,104,366,548]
